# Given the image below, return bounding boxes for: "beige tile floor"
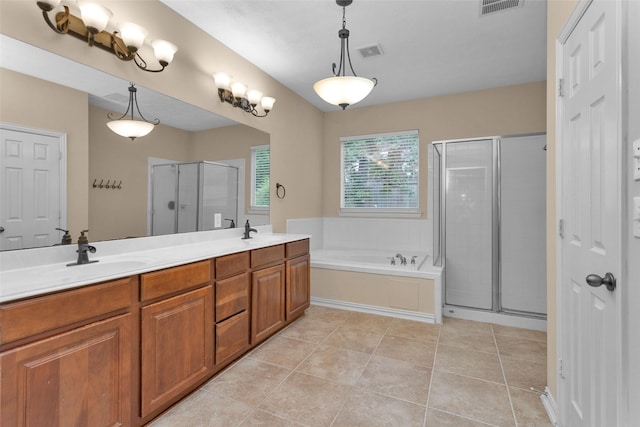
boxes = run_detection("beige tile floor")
[148,305,552,427]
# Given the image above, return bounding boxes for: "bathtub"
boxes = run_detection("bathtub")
[310,248,443,323]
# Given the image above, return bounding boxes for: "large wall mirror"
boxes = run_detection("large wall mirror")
[0,35,270,251]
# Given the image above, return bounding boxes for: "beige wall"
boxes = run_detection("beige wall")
[0,68,89,236]
[546,0,579,399]
[321,81,546,217]
[0,0,325,232]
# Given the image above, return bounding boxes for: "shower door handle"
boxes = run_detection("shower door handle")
[586,272,616,292]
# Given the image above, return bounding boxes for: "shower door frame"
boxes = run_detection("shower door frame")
[435,133,546,319]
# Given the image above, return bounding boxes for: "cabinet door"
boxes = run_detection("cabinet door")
[286,254,311,321]
[141,286,213,417]
[251,264,285,345]
[215,310,250,366]
[0,314,132,427]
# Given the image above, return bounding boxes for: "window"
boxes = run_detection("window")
[251,145,270,211]
[341,130,419,215]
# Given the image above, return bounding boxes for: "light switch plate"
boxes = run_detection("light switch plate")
[214,213,222,228]
[634,197,640,238]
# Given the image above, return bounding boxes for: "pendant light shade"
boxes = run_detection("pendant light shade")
[107,83,159,140]
[313,76,375,109]
[313,0,377,110]
[106,119,155,139]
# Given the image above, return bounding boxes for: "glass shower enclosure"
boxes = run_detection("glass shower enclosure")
[432,134,547,318]
[151,161,238,236]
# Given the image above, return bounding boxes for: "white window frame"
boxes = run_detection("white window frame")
[340,130,420,217]
[250,144,270,213]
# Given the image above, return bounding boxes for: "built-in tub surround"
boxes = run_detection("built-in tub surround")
[0,225,308,303]
[287,217,442,323]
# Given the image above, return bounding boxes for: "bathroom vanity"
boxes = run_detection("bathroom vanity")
[0,232,310,426]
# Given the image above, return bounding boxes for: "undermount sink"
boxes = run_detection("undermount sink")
[58,256,158,276]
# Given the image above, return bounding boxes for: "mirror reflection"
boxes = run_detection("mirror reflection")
[0,35,270,251]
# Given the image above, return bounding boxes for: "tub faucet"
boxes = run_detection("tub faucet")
[242,220,257,239]
[67,230,98,266]
[395,253,407,265]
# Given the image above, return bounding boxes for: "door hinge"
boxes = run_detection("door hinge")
[559,219,565,239]
[558,78,564,97]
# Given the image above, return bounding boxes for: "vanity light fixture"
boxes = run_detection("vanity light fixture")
[213,72,276,117]
[313,0,377,110]
[106,83,159,140]
[36,0,178,73]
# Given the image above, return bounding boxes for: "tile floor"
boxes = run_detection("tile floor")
[149,305,552,427]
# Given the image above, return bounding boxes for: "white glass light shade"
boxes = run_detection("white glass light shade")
[213,72,232,90]
[107,119,154,140]
[247,90,263,105]
[38,0,62,10]
[260,96,276,112]
[151,40,178,65]
[313,76,375,108]
[118,22,148,51]
[79,3,112,33]
[230,82,247,98]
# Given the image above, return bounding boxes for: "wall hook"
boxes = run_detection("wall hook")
[98,179,104,188]
[276,183,286,199]
[92,179,98,188]
[105,180,111,188]
[117,180,122,189]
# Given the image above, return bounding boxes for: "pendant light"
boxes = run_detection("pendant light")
[106,83,159,140]
[313,0,377,110]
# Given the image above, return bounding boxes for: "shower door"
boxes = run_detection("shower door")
[442,139,496,310]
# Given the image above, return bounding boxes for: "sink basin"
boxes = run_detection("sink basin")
[56,256,158,276]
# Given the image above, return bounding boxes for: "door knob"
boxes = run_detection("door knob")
[0,226,4,233]
[586,272,616,292]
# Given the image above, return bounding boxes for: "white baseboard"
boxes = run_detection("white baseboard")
[540,386,559,426]
[310,297,435,323]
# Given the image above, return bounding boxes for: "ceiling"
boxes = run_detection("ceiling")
[161,0,547,112]
[1,0,547,129]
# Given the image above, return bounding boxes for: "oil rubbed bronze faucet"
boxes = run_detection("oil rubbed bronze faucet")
[67,230,97,266]
[242,220,257,239]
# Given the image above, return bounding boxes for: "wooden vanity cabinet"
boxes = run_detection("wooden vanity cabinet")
[139,261,213,418]
[214,252,250,367]
[251,244,286,345]
[286,239,311,321]
[0,277,136,427]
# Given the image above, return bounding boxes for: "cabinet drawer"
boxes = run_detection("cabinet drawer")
[215,252,249,279]
[0,277,134,345]
[251,244,284,269]
[286,239,309,259]
[141,260,211,302]
[215,273,249,322]
[215,311,249,365]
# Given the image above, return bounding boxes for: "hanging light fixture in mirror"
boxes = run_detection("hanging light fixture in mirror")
[313,0,377,110]
[35,0,178,73]
[106,84,159,140]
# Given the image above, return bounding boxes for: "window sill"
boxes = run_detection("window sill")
[338,209,422,219]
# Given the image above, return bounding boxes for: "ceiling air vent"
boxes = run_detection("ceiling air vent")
[357,44,383,59]
[480,0,523,16]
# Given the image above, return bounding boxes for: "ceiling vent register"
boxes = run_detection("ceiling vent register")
[480,0,524,16]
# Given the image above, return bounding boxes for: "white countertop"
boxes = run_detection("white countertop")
[0,227,309,303]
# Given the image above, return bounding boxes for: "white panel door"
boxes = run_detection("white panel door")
[559,1,621,426]
[0,127,63,250]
